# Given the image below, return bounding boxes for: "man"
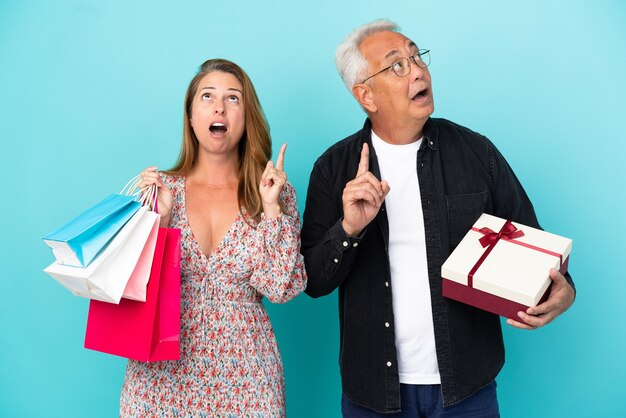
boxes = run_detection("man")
[301,19,575,417]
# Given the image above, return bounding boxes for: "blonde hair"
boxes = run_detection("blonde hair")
[166,58,277,221]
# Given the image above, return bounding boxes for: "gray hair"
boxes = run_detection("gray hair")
[335,19,401,91]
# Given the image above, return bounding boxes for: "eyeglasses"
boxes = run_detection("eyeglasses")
[361,49,431,84]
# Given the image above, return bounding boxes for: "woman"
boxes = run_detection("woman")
[120,59,307,417]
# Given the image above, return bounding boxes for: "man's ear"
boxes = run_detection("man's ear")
[352,84,377,113]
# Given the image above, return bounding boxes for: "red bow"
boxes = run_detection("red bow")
[477,222,525,248]
[467,220,525,287]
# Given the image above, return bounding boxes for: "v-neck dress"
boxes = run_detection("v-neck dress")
[120,174,307,417]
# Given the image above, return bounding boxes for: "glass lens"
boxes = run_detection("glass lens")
[417,49,430,67]
[391,58,411,76]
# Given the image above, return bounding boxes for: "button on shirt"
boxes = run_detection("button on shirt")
[371,131,440,385]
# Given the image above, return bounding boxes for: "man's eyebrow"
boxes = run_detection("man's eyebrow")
[383,49,402,61]
[383,41,418,61]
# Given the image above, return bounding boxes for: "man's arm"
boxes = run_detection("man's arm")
[301,160,358,297]
[489,141,576,329]
[301,144,389,297]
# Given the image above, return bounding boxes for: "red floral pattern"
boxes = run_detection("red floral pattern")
[120,174,306,417]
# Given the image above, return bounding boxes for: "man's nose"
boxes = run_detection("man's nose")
[409,58,424,80]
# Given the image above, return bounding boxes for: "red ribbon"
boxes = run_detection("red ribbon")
[476,222,525,248]
[467,220,524,287]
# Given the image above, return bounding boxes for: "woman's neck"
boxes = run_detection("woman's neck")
[188,150,239,187]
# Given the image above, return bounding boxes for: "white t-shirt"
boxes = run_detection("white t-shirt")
[371,130,441,385]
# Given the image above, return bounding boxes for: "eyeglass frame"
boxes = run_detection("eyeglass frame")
[360,49,431,84]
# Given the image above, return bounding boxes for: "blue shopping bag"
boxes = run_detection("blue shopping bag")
[42,194,141,267]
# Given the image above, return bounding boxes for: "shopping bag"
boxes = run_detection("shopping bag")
[44,206,160,303]
[120,211,160,302]
[42,194,141,267]
[84,227,181,361]
[121,183,161,302]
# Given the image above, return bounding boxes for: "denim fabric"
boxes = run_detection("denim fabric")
[301,118,574,413]
[342,382,499,418]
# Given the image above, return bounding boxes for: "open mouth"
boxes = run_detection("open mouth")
[209,122,227,134]
[412,88,429,101]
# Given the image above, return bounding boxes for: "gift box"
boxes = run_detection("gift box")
[441,213,572,322]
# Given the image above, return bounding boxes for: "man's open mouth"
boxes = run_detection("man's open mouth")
[412,88,429,100]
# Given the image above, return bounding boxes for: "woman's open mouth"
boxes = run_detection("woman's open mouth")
[209,122,228,134]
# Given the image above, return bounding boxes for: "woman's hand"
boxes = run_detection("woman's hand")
[259,144,287,218]
[139,166,173,224]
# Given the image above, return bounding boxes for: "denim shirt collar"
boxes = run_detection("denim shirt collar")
[360,118,438,177]
[423,118,438,151]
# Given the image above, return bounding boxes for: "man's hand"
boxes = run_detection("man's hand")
[507,269,575,330]
[341,143,390,236]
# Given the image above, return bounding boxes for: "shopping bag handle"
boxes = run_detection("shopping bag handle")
[120,175,142,197]
[139,184,158,212]
[120,175,158,212]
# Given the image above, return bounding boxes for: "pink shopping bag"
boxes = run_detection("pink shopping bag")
[84,228,181,361]
[121,213,160,302]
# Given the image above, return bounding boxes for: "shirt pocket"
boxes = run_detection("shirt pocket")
[446,191,488,251]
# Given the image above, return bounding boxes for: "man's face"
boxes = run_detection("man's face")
[359,31,434,132]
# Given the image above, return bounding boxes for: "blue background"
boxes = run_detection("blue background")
[2,1,625,416]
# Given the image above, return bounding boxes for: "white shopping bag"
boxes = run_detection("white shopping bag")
[120,212,160,302]
[44,206,160,304]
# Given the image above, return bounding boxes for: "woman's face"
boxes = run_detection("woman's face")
[190,71,245,157]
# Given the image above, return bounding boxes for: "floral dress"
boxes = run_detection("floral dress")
[120,174,307,417]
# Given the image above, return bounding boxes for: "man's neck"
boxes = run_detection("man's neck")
[370,118,426,145]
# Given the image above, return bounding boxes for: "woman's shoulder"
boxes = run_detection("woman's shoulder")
[159,172,184,189]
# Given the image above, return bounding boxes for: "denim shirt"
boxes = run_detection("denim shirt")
[301,118,574,413]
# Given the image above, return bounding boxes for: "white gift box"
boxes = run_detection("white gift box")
[441,213,572,321]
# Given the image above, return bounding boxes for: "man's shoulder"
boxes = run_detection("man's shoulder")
[429,117,497,158]
[321,129,364,158]
[307,124,368,183]
[429,117,488,142]
[315,126,366,166]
